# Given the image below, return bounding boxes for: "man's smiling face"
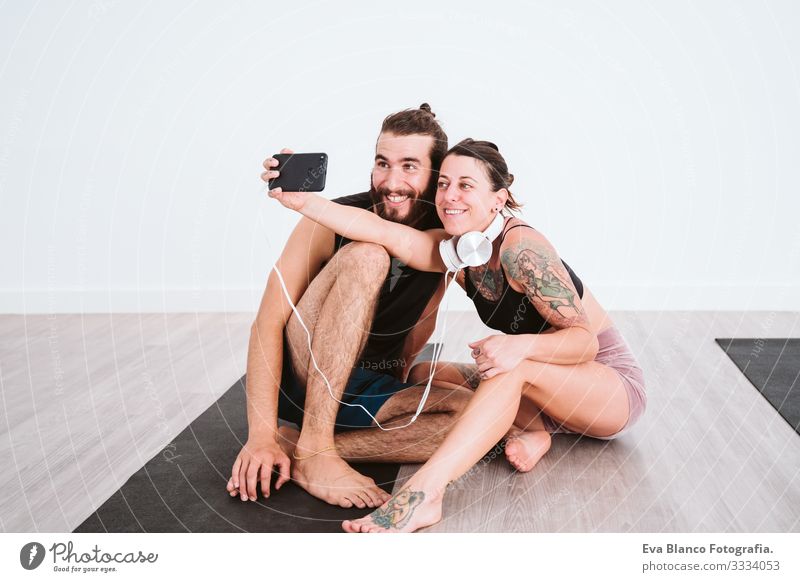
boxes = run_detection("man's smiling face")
[369,132,436,226]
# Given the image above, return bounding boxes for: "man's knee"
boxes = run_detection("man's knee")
[408,362,432,385]
[334,242,391,280]
[340,241,390,261]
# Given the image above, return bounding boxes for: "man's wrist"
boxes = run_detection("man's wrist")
[247,425,280,444]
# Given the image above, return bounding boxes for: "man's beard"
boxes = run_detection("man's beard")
[368,179,437,227]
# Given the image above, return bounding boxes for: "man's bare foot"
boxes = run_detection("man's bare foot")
[290,437,391,510]
[277,426,391,509]
[504,429,552,473]
[342,483,444,533]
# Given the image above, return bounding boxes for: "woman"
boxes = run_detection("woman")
[265,138,646,533]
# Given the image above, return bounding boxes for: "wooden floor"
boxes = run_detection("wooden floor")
[1,311,798,532]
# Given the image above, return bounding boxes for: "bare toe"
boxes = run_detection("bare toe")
[504,431,552,474]
[360,490,379,508]
[368,487,390,507]
[291,453,385,509]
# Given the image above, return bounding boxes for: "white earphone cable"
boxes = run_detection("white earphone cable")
[272,262,457,431]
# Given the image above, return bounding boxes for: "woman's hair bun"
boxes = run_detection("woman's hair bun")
[419,103,435,117]
[485,141,499,152]
[506,173,515,187]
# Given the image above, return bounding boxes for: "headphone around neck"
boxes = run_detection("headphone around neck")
[439,210,506,271]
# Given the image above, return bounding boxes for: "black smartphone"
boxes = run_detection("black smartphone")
[268,152,328,192]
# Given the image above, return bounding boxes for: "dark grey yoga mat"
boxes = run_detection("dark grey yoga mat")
[74,344,442,533]
[74,376,398,533]
[716,338,800,435]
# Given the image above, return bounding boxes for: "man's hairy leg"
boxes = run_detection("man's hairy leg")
[279,386,473,464]
[284,242,392,509]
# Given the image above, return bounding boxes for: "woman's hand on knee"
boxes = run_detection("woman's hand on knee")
[469,334,532,379]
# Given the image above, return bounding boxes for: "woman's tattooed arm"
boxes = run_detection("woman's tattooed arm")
[500,232,591,331]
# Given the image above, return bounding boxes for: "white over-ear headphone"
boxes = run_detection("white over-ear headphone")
[439,210,505,270]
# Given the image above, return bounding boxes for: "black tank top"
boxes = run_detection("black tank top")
[463,222,584,335]
[330,192,444,375]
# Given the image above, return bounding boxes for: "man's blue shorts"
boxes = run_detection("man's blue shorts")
[277,345,415,432]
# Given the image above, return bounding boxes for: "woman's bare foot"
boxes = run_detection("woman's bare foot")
[342,482,444,533]
[282,429,391,510]
[504,429,552,473]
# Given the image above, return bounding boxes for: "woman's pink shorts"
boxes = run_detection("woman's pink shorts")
[539,326,646,440]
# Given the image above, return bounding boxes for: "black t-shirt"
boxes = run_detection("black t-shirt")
[330,192,444,376]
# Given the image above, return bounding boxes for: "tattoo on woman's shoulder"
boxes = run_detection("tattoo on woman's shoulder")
[468,264,504,301]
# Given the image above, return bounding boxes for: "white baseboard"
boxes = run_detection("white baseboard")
[586,283,800,312]
[0,288,264,314]
[1,284,798,314]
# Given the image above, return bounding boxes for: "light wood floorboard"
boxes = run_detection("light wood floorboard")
[1,311,798,532]
[395,311,800,532]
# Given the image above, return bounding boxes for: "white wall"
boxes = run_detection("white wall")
[1,0,798,314]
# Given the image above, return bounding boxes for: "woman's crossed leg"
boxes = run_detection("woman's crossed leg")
[344,357,631,532]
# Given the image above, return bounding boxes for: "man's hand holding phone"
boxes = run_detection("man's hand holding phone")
[263,148,332,216]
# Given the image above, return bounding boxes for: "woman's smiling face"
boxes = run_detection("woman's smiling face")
[435,154,506,236]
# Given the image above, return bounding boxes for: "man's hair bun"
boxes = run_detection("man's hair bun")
[419,103,435,117]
